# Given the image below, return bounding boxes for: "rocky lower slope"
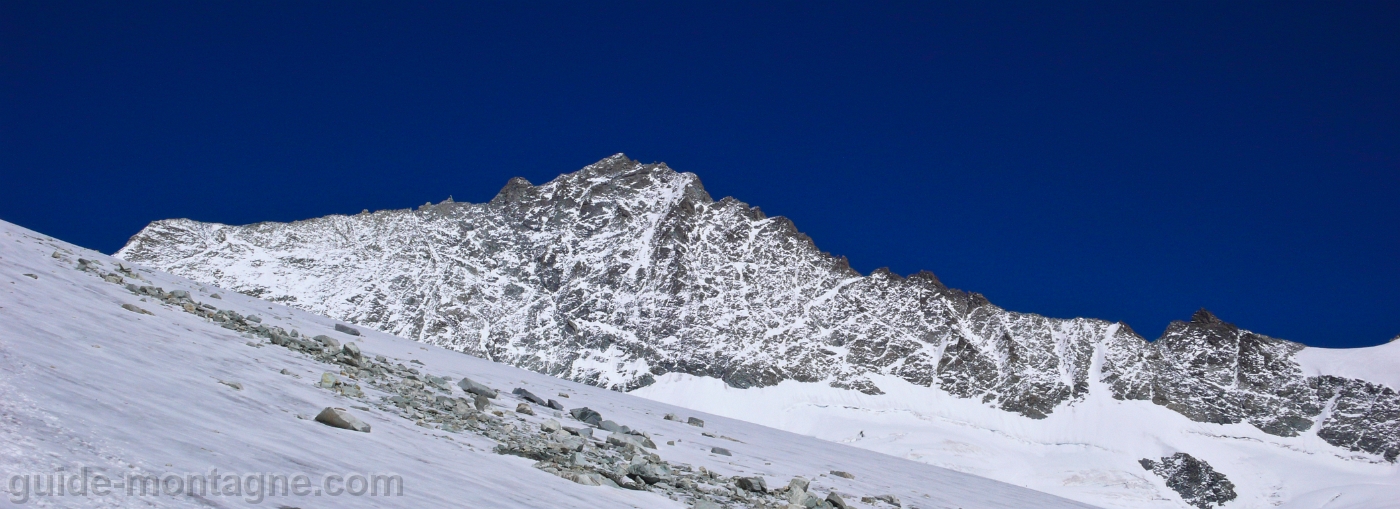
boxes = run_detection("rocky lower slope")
[116,155,1399,467]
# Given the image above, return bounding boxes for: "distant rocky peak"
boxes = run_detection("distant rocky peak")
[580,152,643,176]
[491,176,536,204]
[116,155,1400,463]
[1190,308,1224,325]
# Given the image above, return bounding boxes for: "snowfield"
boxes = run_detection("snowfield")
[634,369,1400,509]
[0,219,1098,508]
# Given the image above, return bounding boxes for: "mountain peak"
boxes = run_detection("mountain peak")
[490,176,535,204]
[582,153,642,176]
[1191,308,1224,325]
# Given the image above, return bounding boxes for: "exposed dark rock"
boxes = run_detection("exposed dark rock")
[1140,453,1236,509]
[458,377,498,398]
[513,387,548,406]
[735,476,766,493]
[569,407,603,426]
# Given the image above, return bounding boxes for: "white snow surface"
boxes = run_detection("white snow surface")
[0,219,1096,508]
[1296,341,1400,392]
[633,370,1400,509]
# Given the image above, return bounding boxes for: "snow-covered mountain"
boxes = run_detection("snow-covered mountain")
[115,155,1400,508]
[1,219,1094,509]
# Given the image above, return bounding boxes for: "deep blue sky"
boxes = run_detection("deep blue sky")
[3,2,1397,348]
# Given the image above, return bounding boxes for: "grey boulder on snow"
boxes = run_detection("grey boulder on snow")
[458,377,498,398]
[314,407,371,432]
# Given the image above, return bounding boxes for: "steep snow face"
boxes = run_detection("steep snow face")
[0,219,1097,509]
[116,155,1400,504]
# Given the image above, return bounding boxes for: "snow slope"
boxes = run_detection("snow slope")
[1296,341,1400,392]
[0,219,1095,508]
[633,373,1400,509]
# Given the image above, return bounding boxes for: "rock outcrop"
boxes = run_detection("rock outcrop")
[1140,453,1236,509]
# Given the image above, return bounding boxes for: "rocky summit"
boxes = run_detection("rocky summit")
[118,154,1400,463]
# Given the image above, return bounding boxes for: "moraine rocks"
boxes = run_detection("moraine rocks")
[74,265,858,508]
[117,154,1400,462]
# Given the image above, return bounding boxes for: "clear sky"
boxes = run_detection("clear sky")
[3,2,1397,348]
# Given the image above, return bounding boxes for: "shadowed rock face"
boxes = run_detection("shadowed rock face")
[117,154,1399,461]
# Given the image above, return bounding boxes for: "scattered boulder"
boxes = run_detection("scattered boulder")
[334,323,361,336]
[564,426,594,438]
[710,447,731,456]
[121,303,152,315]
[314,407,371,432]
[600,420,624,433]
[830,470,854,479]
[627,461,673,484]
[458,377,499,398]
[827,492,849,509]
[22,273,37,279]
[246,315,262,323]
[342,342,362,358]
[569,407,603,426]
[664,413,680,421]
[872,494,901,507]
[735,476,767,493]
[473,394,490,411]
[687,417,705,427]
[210,293,221,299]
[541,419,562,433]
[694,500,722,509]
[607,432,657,450]
[512,387,548,405]
[557,392,569,398]
[424,375,451,391]
[219,380,243,390]
[516,403,535,415]
[314,335,340,351]
[547,399,564,410]
[339,384,363,398]
[788,476,810,492]
[559,471,604,486]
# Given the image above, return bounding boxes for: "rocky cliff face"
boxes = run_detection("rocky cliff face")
[117,154,1399,462]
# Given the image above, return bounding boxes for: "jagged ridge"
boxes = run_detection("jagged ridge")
[117,154,1400,461]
